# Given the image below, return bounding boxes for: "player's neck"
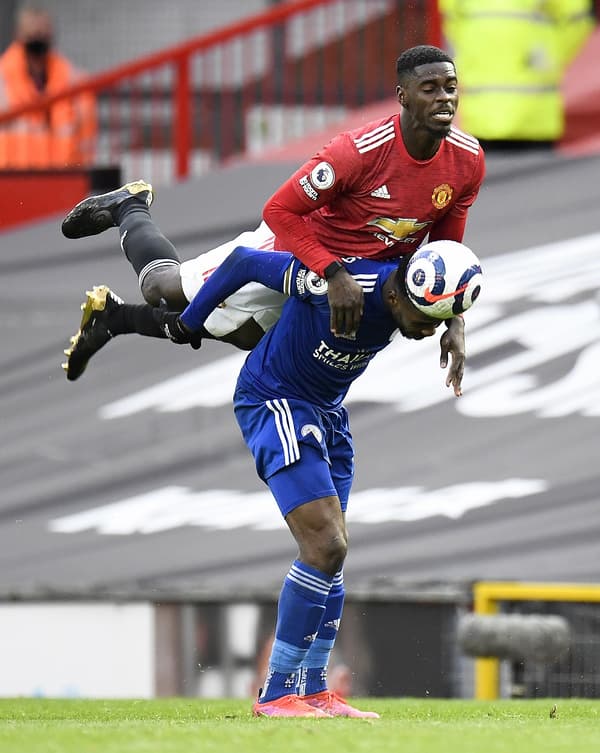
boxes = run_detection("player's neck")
[400,118,443,161]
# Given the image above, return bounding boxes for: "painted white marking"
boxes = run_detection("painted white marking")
[49,479,548,535]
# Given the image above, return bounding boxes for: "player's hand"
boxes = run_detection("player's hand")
[152,304,195,345]
[440,315,465,397]
[326,268,364,337]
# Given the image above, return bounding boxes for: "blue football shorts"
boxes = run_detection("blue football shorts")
[234,389,354,517]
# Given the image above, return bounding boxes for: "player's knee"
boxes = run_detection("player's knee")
[325,532,348,572]
[141,267,187,310]
[302,529,348,575]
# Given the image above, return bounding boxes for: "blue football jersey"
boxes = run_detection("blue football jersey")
[179,246,399,409]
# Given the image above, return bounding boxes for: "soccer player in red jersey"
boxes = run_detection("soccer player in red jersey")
[62,45,484,396]
[263,46,484,339]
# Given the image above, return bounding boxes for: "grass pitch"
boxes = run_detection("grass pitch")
[1,697,599,753]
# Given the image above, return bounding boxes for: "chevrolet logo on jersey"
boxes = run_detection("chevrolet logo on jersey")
[367,216,430,244]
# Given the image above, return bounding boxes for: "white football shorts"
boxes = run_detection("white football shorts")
[179,221,287,337]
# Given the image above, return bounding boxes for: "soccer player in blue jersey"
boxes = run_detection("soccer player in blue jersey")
[68,239,481,718]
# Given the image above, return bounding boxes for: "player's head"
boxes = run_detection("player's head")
[396,45,457,136]
[385,242,481,339]
[396,45,454,81]
[385,255,443,341]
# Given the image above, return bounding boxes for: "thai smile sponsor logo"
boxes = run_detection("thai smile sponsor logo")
[312,340,372,371]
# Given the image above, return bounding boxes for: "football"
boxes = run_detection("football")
[405,240,483,319]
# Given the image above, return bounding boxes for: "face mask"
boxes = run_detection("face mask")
[24,38,51,56]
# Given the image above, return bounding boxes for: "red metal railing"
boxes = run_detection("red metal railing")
[0,0,440,186]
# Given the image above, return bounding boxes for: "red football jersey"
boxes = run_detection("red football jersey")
[263,113,485,277]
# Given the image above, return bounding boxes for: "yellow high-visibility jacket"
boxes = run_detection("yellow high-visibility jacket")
[440,0,594,141]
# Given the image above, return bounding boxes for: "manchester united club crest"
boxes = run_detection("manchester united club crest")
[431,183,453,209]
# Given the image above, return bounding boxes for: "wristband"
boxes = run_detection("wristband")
[324,260,345,280]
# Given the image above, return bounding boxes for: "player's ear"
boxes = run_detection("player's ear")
[386,288,400,307]
[396,85,404,105]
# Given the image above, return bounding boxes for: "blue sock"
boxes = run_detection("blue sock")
[300,570,345,696]
[259,560,333,703]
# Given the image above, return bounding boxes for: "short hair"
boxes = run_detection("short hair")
[394,254,412,299]
[396,45,454,82]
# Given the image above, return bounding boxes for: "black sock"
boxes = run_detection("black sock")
[117,204,180,276]
[108,301,216,344]
[108,303,167,338]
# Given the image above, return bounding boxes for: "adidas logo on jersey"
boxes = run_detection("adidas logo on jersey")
[370,185,390,199]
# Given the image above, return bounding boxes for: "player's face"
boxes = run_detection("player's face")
[397,62,458,136]
[390,294,442,340]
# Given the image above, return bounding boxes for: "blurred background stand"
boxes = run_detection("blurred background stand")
[0,165,121,230]
[439,0,595,151]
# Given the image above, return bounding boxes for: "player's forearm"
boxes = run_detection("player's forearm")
[179,246,293,331]
[263,196,341,277]
[428,212,467,244]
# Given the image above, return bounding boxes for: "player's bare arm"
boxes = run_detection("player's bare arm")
[439,315,465,397]
[324,264,364,336]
